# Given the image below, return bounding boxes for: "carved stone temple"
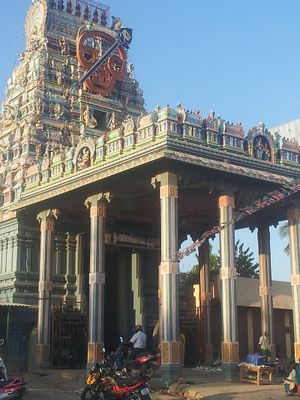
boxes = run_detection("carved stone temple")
[1,0,300,384]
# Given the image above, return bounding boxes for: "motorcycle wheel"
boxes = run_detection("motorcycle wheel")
[81,387,99,400]
[140,364,154,379]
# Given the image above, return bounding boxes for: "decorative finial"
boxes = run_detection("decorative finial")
[92,9,99,24]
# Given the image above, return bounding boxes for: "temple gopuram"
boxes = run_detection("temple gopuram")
[1,0,300,384]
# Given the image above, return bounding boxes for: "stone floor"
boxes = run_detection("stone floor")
[16,367,292,400]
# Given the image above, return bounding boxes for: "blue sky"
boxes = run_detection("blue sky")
[1,0,297,281]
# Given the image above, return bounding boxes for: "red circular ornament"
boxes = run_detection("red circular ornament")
[76,30,126,95]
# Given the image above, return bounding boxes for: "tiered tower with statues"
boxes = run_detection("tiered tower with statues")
[0,0,144,206]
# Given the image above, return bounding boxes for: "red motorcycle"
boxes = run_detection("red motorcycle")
[124,351,160,378]
[81,363,151,400]
[110,342,160,378]
[0,378,27,400]
[0,339,27,400]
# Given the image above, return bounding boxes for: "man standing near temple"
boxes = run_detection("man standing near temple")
[258,331,271,357]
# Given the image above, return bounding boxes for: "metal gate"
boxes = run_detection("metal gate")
[51,302,87,368]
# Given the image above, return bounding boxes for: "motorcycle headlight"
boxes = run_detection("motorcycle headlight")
[87,375,97,385]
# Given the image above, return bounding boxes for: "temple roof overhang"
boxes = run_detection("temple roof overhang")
[1,106,300,228]
[3,144,295,214]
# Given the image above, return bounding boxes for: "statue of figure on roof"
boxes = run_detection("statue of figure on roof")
[258,122,265,134]
[0,151,5,167]
[254,137,264,160]
[58,36,69,56]
[77,147,91,169]
[177,104,187,123]
[123,114,135,133]
[127,63,135,79]
[111,16,122,30]
[274,131,283,150]
[82,104,97,129]
[108,111,117,131]
[253,135,271,161]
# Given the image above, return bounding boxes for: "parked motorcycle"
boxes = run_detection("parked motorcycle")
[111,342,160,378]
[123,352,160,379]
[81,362,151,400]
[0,339,27,400]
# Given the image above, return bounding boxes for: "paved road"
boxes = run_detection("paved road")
[26,387,176,400]
[20,368,288,400]
[25,385,287,400]
[26,387,80,399]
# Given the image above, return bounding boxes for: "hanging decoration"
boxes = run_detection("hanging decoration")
[177,181,300,260]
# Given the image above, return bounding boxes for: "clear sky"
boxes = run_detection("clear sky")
[0,0,297,281]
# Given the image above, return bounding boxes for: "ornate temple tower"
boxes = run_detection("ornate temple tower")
[0,0,144,303]
[0,0,144,205]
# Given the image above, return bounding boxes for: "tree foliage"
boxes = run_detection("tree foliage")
[234,240,259,278]
[279,222,289,255]
[187,240,259,282]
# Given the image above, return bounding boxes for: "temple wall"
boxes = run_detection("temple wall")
[0,218,40,304]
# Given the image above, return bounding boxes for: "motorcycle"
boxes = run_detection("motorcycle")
[81,362,152,400]
[0,340,27,400]
[109,341,160,379]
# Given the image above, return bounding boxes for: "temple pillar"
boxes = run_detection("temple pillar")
[288,207,300,362]
[25,239,34,272]
[36,209,59,367]
[152,172,181,386]
[199,240,213,365]
[257,225,274,354]
[0,240,3,275]
[54,238,63,275]
[218,194,239,379]
[85,193,110,366]
[247,309,254,354]
[131,252,144,326]
[64,232,77,303]
[75,233,86,309]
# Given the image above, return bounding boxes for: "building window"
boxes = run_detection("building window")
[93,110,107,130]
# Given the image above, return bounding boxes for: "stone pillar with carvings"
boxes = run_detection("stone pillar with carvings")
[257,224,274,354]
[131,252,144,326]
[218,194,239,378]
[75,233,86,309]
[36,209,59,367]
[152,172,181,386]
[54,237,64,275]
[64,232,77,303]
[25,239,34,272]
[85,193,110,366]
[199,239,213,365]
[288,206,300,362]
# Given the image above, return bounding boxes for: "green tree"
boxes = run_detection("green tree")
[187,239,259,281]
[279,222,289,255]
[234,240,259,278]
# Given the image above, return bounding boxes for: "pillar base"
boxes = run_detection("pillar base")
[221,341,239,364]
[35,344,50,368]
[294,342,300,362]
[204,344,213,366]
[87,342,104,368]
[160,363,182,388]
[222,363,239,381]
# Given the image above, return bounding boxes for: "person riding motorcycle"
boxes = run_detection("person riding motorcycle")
[128,325,147,360]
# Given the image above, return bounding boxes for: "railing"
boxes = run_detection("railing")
[49,0,111,27]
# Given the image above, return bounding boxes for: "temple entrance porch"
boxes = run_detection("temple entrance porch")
[4,160,300,383]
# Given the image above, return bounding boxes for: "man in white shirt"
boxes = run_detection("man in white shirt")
[258,331,271,356]
[128,325,147,359]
